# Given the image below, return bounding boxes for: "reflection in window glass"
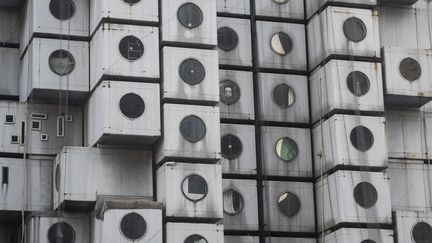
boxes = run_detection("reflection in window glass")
[347,71,370,97]
[119,36,144,61]
[223,190,244,215]
[219,80,241,105]
[275,137,298,162]
[399,57,422,82]
[270,32,293,56]
[49,50,75,76]
[343,17,367,43]
[182,175,208,202]
[177,3,203,29]
[272,84,295,108]
[277,192,301,217]
[353,182,378,209]
[120,213,147,240]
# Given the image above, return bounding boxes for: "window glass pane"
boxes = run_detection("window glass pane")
[343,17,367,42]
[177,3,203,29]
[273,84,295,108]
[277,192,301,217]
[49,0,76,20]
[49,50,75,76]
[412,222,432,243]
[179,59,206,85]
[223,190,244,215]
[120,213,147,240]
[353,182,378,209]
[218,27,239,51]
[350,126,374,152]
[399,57,422,82]
[180,116,206,143]
[271,32,293,56]
[48,222,75,243]
[182,175,208,202]
[119,36,144,61]
[219,80,241,105]
[119,93,145,119]
[347,71,370,97]
[221,134,243,160]
[275,137,298,162]
[184,234,208,243]
[123,0,141,5]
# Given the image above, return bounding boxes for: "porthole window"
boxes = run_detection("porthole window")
[49,50,75,76]
[273,84,295,108]
[120,213,147,241]
[347,71,370,97]
[223,189,244,215]
[219,80,241,105]
[350,126,374,152]
[218,27,239,51]
[177,3,203,29]
[270,32,293,56]
[122,0,141,5]
[277,192,301,217]
[275,137,298,162]
[221,134,243,160]
[48,222,75,243]
[272,0,289,4]
[182,174,208,202]
[343,17,367,43]
[399,57,422,82]
[49,0,76,21]
[361,240,377,243]
[412,222,432,243]
[119,36,144,61]
[180,116,206,143]
[179,59,206,85]
[55,164,60,192]
[184,234,209,243]
[119,93,145,119]
[353,182,378,209]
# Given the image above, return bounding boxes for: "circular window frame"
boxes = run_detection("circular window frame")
[181,174,209,202]
[48,49,75,76]
[346,71,371,97]
[119,212,147,241]
[184,234,209,243]
[270,32,294,56]
[399,57,422,82]
[55,164,60,192]
[118,35,145,62]
[223,189,245,216]
[353,182,378,209]
[179,115,207,143]
[121,0,142,6]
[49,0,76,21]
[179,58,206,85]
[274,137,299,162]
[118,93,146,120]
[221,133,244,160]
[349,126,374,152]
[411,221,432,243]
[47,222,76,243]
[177,2,204,29]
[276,191,302,218]
[343,17,367,43]
[272,0,290,4]
[217,26,239,52]
[219,80,241,105]
[271,83,296,109]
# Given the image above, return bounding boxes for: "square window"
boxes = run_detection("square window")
[5,115,14,124]
[65,115,73,122]
[41,134,48,141]
[31,113,47,120]
[10,135,19,144]
[31,120,41,130]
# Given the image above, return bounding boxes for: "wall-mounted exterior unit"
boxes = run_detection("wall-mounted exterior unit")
[318,228,394,243]
[315,171,392,230]
[165,223,224,243]
[306,0,377,19]
[261,126,312,178]
[312,115,387,175]
[221,124,256,175]
[162,47,219,104]
[0,8,19,44]
[216,0,250,15]
[157,162,223,221]
[395,210,432,243]
[85,81,161,148]
[255,0,304,20]
[0,48,19,98]
[155,104,220,164]
[309,60,384,123]
[219,70,255,120]
[53,147,153,210]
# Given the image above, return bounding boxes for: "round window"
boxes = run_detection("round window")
[180,116,206,143]
[277,192,301,217]
[120,213,147,240]
[218,27,239,51]
[223,189,244,215]
[184,234,209,243]
[219,80,241,105]
[353,182,378,209]
[49,0,76,21]
[49,50,75,76]
[343,17,367,43]
[221,134,243,160]
[275,137,298,162]
[270,32,293,56]
[122,0,141,5]
[179,59,206,85]
[399,57,422,82]
[119,35,144,61]
[55,164,60,192]
[182,174,208,202]
[177,3,203,29]
[119,93,145,119]
[48,222,75,243]
[347,71,370,97]
[350,126,374,152]
[412,222,432,243]
[272,0,289,4]
[273,84,295,108]
[361,240,377,243]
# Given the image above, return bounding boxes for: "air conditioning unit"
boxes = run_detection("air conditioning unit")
[161,0,217,46]
[261,126,312,178]
[0,157,51,212]
[20,0,89,53]
[85,81,161,148]
[19,38,89,104]
[91,197,162,243]
[216,0,250,15]
[266,238,315,243]
[306,0,377,19]
[307,6,380,70]
[0,8,19,44]
[53,146,153,210]
[378,0,419,6]
[217,17,252,67]
[221,124,256,175]
[222,179,258,231]
[312,114,387,175]
[395,210,432,243]
[382,47,432,107]
[0,101,83,155]
[388,160,432,211]
[90,23,159,90]
[255,0,304,19]
[256,21,307,71]
[258,73,309,123]
[263,180,315,232]
[0,47,19,98]
[318,228,394,243]
[219,70,255,120]
[309,60,384,123]
[155,104,220,164]
[90,0,158,34]
[165,223,224,243]
[156,162,223,221]
[315,171,392,230]
[24,212,90,243]
[162,47,219,104]
[225,236,259,243]
[386,110,429,160]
